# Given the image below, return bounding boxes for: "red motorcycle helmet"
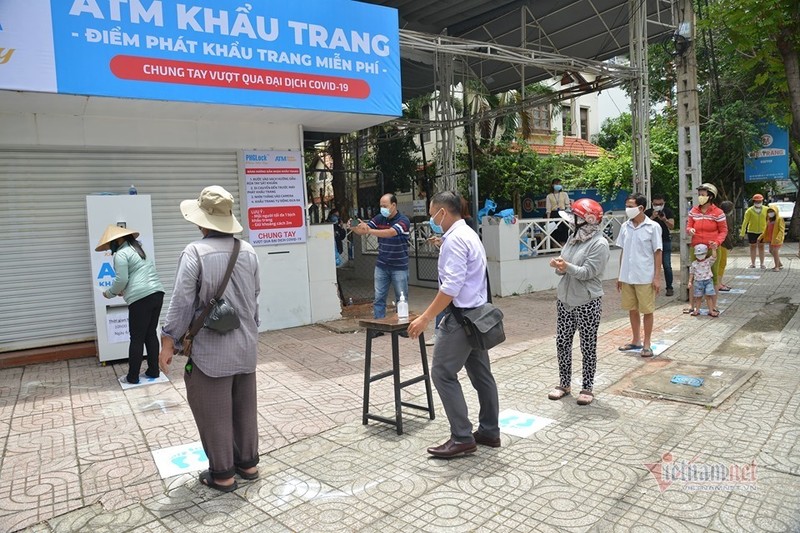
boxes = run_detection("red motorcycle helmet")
[571,198,604,224]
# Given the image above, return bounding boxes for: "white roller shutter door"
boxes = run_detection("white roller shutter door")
[0,148,240,352]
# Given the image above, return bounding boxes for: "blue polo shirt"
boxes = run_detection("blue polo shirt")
[368,211,410,271]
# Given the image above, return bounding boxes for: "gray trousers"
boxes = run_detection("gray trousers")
[185,365,259,479]
[431,311,500,441]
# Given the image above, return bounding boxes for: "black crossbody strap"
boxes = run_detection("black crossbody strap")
[186,238,240,339]
[449,266,491,324]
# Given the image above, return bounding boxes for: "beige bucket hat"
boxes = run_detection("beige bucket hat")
[180,186,243,234]
[95,225,140,252]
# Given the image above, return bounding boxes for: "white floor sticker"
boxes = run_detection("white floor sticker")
[619,339,676,356]
[498,409,555,438]
[734,275,760,279]
[118,372,170,390]
[152,442,208,478]
[726,288,747,294]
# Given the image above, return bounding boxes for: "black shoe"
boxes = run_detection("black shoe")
[398,330,409,338]
[473,431,501,448]
[145,371,160,379]
[665,288,674,296]
[371,331,384,338]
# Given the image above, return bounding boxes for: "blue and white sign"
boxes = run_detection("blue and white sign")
[498,409,555,438]
[152,442,208,478]
[744,122,790,182]
[0,0,401,117]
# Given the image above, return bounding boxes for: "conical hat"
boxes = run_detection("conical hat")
[95,225,140,251]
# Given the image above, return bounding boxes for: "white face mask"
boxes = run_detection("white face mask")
[768,213,776,219]
[625,206,641,219]
[653,205,664,212]
[696,253,707,260]
[754,202,763,208]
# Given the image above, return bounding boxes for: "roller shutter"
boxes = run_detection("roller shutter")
[0,148,240,352]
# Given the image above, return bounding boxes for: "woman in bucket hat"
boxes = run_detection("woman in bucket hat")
[158,186,261,493]
[95,225,165,384]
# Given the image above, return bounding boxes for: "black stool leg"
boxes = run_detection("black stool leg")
[362,329,373,425]
[391,331,403,435]
[418,334,435,420]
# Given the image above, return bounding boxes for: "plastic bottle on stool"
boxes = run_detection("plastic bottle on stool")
[397,292,409,319]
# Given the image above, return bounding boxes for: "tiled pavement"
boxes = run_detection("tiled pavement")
[2,249,800,532]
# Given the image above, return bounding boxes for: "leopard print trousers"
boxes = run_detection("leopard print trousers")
[556,298,602,390]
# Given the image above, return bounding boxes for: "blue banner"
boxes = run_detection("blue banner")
[744,122,790,182]
[3,0,401,117]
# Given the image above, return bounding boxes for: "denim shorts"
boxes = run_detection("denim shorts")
[693,278,716,297]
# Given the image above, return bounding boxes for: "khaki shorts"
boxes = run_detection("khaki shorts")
[621,283,656,314]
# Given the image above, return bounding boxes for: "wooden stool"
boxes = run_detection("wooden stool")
[359,315,435,435]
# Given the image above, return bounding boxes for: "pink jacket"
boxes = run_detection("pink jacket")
[686,204,728,246]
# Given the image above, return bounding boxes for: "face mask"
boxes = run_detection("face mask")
[429,209,445,234]
[698,196,709,206]
[380,207,391,218]
[768,213,776,219]
[553,184,563,192]
[330,215,339,223]
[653,205,664,212]
[696,253,706,260]
[754,202,762,208]
[625,206,641,219]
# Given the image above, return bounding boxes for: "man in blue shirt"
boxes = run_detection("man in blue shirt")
[351,193,410,319]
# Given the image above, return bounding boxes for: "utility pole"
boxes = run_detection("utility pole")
[629,0,651,201]
[673,0,702,301]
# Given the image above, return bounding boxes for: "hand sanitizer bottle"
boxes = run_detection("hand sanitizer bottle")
[397,292,409,319]
[129,184,137,195]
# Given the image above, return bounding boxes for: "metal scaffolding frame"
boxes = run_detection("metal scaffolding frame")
[393,11,656,194]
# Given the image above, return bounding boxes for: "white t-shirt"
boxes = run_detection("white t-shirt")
[616,217,663,284]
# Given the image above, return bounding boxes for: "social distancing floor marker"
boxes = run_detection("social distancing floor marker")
[734,275,761,279]
[619,339,676,357]
[726,288,747,294]
[118,372,170,390]
[152,442,208,478]
[498,409,555,438]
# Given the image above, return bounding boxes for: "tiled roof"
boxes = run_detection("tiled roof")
[530,137,603,158]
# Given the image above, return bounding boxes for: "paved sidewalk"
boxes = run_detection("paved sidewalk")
[2,250,800,532]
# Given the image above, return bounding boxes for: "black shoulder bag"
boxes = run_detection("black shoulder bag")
[449,268,506,351]
[177,239,241,356]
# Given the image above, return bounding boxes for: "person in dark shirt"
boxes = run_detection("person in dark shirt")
[351,193,410,319]
[644,193,675,296]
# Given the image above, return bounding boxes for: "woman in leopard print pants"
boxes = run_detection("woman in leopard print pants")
[548,198,610,406]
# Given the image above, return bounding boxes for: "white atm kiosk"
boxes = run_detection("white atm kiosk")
[86,195,156,362]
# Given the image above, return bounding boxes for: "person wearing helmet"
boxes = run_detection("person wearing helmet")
[740,193,768,269]
[686,183,728,296]
[548,198,610,405]
[616,193,663,358]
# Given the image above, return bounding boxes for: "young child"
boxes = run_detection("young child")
[688,243,718,317]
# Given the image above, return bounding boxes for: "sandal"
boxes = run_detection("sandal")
[548,386,571,400]
[576,390,594,405]
[709,310,720,317]
[772,267,780,272]
[640,348,655,358]
[199,470,238,493]
[719,285,731,292]
[236,467,259,480]
[618,343,643,351]
[760,265,767,269]
[690,309,699,316]
[747,264,756,268]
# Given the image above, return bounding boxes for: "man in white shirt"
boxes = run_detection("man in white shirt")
[616,193,662,357]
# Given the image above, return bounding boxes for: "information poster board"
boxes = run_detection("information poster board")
[243,150,306,246]
[744,122,790,182]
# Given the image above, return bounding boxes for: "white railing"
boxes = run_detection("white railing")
[517,213,626,257]
[353,222,438,256]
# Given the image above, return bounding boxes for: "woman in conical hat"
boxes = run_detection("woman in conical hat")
[96,225,165,384]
